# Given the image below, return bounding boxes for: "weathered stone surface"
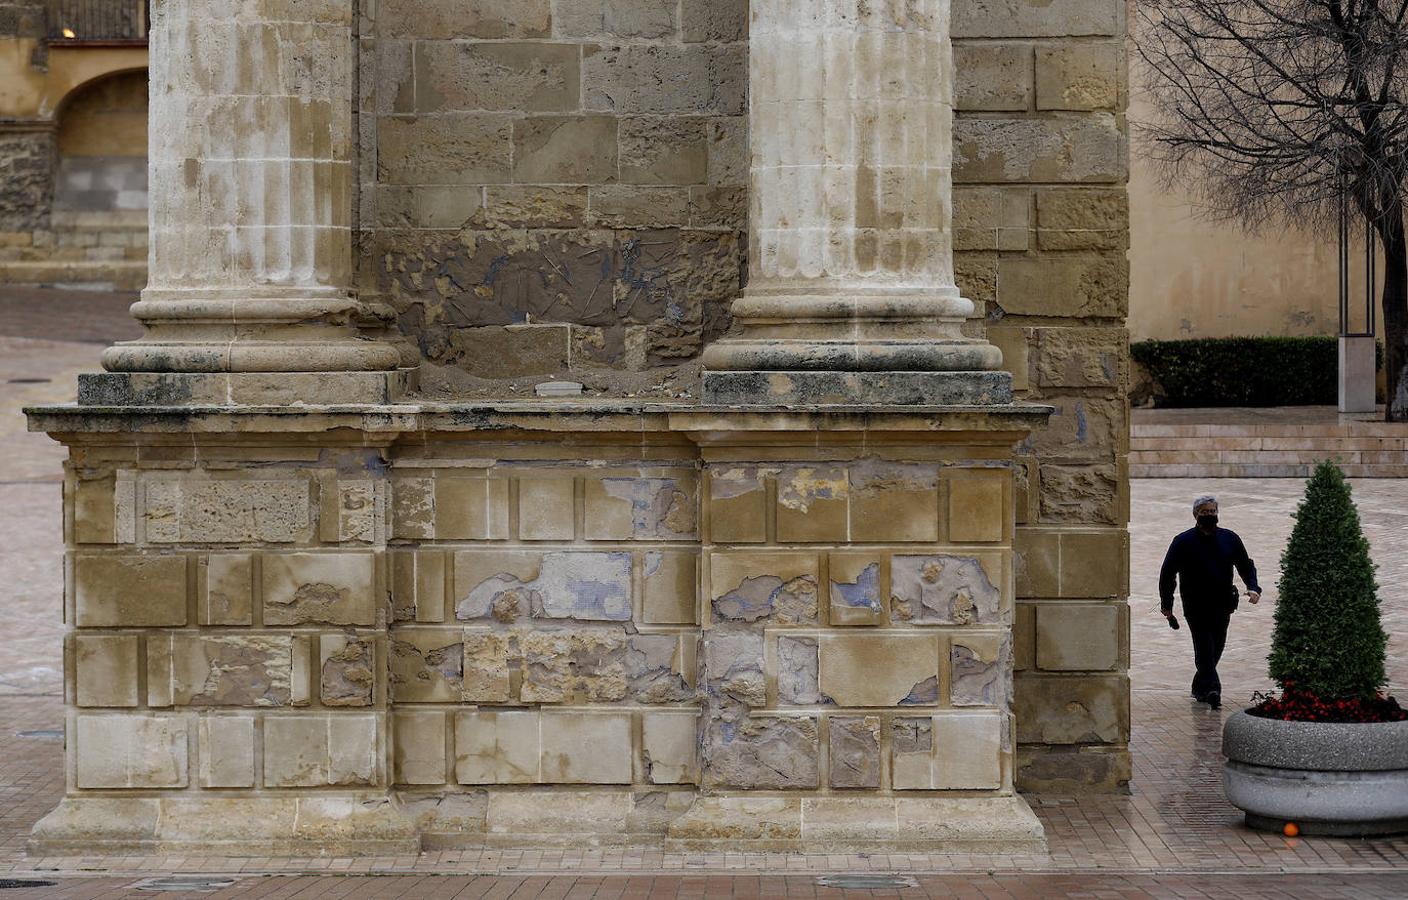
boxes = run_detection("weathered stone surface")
[1039,463,1120,525]
[76,715,189,789]
[0,131,54,232]
[390,629,463,702]
[775,466,847,541]
[481,187,586,229]
[891,555,1002,625]
[954,188,1030,252]
[776,636,828,706]
[441,325,570,378]
[642,712,700,784]
[263,554,376,626]
[263,715,378,787]
[954,0,1122,38]
[1036,189,1128,250]
[681,0,747,41]
[513,116,619,183]
[393,711,447,786]
[849,463,941,543]
[701,629,765,707]
[435,478,510,540]
[320,635,375,706]
[75,555,186,627]
[583,46,746,115]
[517,476,576,541]
[1015,745,1131,793]
[954,116,1124,183]
[391,478,435,539]
[378,0,551,38]
[1014,673,1129,744]
[948,475,1007,543]
[198,716,256,788]
[378,115,513,185]
[521,629,691,703]
[951,634,1006,706]
[1036,44,1121,111]
[620,116,709,185]
[818,635,942,708]
[954,43,1033,111]
[1036,603,1122,671]
[540,712,633,783]
[642,551,698,624]
[590,185,692,227]
[377,185,484,229]
[1036,327,1128,387]
[455,550,633,622]
[145,478,311,540]
[584,475,697,540]
[391,549,446,623]
[456,710,539,784]
[829,717,880,789]
[704,715,820,790]
[462,631,512,702]
[74,635,140,708]
[892,713,1004,790]
[556,0,679,38]
[415,42,580,113]
[828,555,883,626]
[710,552,819,624]
[1025,395,1126,461]
[996,254,1128,318]
[167,635,293,707]
[707,467,768,544]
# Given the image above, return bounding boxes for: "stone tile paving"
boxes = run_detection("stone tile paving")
[2,290,1408,894]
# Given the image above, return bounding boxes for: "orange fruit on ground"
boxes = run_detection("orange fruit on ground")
[1283,822,1300,837]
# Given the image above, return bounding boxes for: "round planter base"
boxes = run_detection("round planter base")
[1244,812,1408,838]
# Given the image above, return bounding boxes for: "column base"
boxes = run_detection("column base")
[28,796,420,856]
[77,369,416,406]
[700,370,1013,406]
[664,795,1046,853]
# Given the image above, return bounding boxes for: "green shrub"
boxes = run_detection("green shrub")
[1268,461,1387,700]
[1130,336,1381,407]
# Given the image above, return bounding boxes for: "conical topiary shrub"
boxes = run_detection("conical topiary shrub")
[1258,460,1402,722]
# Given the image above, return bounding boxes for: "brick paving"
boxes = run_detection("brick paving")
[2,290,1407,896]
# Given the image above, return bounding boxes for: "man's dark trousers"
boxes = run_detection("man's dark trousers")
[1185,603,1231,697]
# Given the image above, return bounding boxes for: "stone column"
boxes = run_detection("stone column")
[702,0,1006,406]
[92,0,405,405]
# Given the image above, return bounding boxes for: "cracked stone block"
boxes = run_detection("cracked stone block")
[775,466,848,542]
[389,629,464,702]
[642,712,699,785]
[777,636,829,705]
[1014,673,1128,744]
[201,553,253,626]
[75,714,188,788]
[161,635,294,707]
[828,554,883,626]
[144,479,312,544]
[947,475,1006,543]
[584,475,697,540]
[434,478,510,540]
[704,715,819,789]
[74,634,139,708]
[707,467,768,544]
[817,634,941,708]
[463,631,512,702]
[891,554,1002,625]
[75,555,187,627]
[393,710,447,786]
[849,462,940,543]
[199,716,255,788]
[521,630,692,704]
[456,551,633,622]
[828,716,880,789]
[391,549,446,623]
[518,476,576,541]
[263,715,378,788]
[952,633,1006,706]
[642,551,698,624]
[892,713,1003,790]
[320,635,375,707]
[391,477,435,539]
[540,712,633,784]
[262,553,376,626]
[455,710,539,784]
[328,479,378,543]
[701,629,765,706]
[709,551,819,625]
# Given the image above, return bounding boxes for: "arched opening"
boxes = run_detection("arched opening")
[53,68,147,216]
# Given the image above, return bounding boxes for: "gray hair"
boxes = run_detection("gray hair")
[1193,495,1218,513]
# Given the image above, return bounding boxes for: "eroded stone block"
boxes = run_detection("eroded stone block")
[1014,673,1128,744]
[144,479,311,544]
[391,549,446,623]
[199,716,255,788]
[462,630,511,702]
[201,553,253,626]
[75,555,187,627]
[456,551,633,622]
[703,715,819,790]
[952,633,1006,706]
[828,716,880,789]
[642,711,699,785]
[166,635,294,707]
[584,475,697,540]
[320,634,375,706]
[74,634,139,708]
[263,553,376,626]
[828,554,883,626]
[540,712,633,784]
[455,710,538,784]
[776,636,828,705]
[892,713,1003,790]
[76,714,188,788]
[391,478,435,539]
[775,466,847,542]
[389,629,463,703]
[701,630,765,706]
[710,552,818,625]
[707,467,768,544]
[263,715,378,788]
[849,462,940,543]
[817,634,941,708]
[891,554,1002,625]
[415,41,580,114]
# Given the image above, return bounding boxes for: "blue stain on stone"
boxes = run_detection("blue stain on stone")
[1075,401,1088,442]
[832,563,881,610]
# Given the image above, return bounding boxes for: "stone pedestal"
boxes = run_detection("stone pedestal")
[1339,335,1377,414]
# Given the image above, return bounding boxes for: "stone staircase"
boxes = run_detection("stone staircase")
[0,211,147,290]
[1131,408,1408,478]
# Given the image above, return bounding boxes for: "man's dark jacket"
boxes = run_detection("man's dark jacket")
[1158,526,1261,616]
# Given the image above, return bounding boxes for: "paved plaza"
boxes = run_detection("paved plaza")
[0,291,1406,896]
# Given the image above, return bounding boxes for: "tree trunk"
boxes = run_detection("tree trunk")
[1375,208,1408,422]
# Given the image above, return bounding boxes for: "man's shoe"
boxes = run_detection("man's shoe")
[1206,691,1221,709]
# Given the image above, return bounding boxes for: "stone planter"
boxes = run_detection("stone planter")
[1222,710,1408,836]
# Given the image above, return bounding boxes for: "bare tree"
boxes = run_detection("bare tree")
[1138,0,1408,420]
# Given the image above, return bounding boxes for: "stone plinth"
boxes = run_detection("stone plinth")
[27,399,1048,853]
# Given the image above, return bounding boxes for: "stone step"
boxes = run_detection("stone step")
[0,260,147,290]
[1130,419,1408,477]
[1131,463,1408,478]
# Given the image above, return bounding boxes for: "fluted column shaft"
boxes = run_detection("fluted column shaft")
[703,0,1001,379]
[102,0,399,375]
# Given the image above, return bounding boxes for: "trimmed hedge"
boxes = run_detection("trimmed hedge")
[1131,336,1380,408]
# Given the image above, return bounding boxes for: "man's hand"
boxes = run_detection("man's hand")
[1246,590,1261,605]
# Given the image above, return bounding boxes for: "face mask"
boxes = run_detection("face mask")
[1197,514,1218,530]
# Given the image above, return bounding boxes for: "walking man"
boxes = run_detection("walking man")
[1158,495,1261,709]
